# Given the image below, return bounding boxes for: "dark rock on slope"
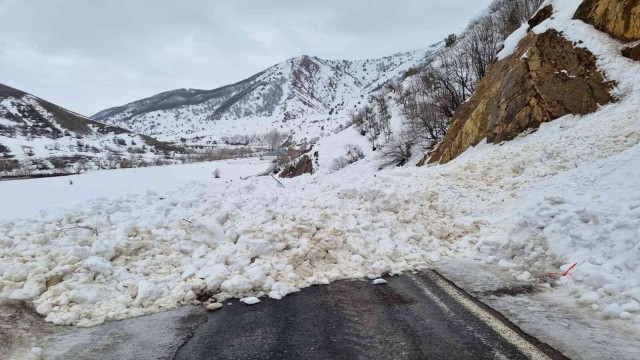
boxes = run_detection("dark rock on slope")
[428,27,614,164]
[280,155,313,178]
[622,43,640,60]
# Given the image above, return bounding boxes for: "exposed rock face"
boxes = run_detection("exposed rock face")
[429,29,614,164]
[574,0,640,42]
[280,155,313,178]
[528,5,554,28]
[622,42,640,60]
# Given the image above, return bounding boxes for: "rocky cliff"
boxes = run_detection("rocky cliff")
[574,0,640,42]
[576,0,640,61]
[428,2,619,164]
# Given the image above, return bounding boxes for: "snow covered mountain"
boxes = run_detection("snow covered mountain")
[0,83,178,177]
[93,47,440,141]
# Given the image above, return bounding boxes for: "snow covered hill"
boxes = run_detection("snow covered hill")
[0,83,180,177]
[93,47,440,141]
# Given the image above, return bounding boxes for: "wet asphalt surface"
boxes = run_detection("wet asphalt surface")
[174,270,567,360]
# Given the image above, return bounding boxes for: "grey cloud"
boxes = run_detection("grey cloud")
[0,0,492,115]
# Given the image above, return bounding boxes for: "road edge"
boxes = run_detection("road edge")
[428,270,569,360]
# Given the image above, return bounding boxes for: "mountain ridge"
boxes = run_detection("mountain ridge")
[92,45,441,140]
[0,82,181,177]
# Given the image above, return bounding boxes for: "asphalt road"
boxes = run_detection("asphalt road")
[175,270,567,360]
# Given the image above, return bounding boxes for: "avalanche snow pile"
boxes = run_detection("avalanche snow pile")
[0,0,639,331]
[0,169,477,327]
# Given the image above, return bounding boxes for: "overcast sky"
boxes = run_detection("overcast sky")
[0,0,492,116]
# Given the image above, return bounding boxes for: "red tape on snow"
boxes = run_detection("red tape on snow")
[549,262,578,277]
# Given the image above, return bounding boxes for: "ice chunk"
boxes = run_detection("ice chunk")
[221,275,253,293]
[194,219,226,248]
[498,260,516,269]
[577,291,599,306]
[36,302,53,315]
[85,256,114,275]
[206,302,223,311]
[10,277,46,300]
[621,301,640,313]
[135,281,164,303]
[601,284,621,296]
[246,266,267,286]
[68,285,111,305]
[31,347,44,359]
[240,297,260,305]
[91,240,117,260]
[372,279,388,285]
[516,271,531,282]
[3,264,28,282]
[236,236,275,257]
[619,311,632,320]
[602,303,623,319]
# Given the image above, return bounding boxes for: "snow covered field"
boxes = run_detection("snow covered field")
[0,158,270,220]
[0,0,638,339]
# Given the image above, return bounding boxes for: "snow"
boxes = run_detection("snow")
[97,48,438,143]
[576,291,599,306]
[206,302,223,311]
[372,279,388,285]
[497,23,529,60]
[0,92,187,179]
[0,0,638,337]
[240,297,260,305]
[0,157,269,220]
[31,347,44,359]
[516,271,531,282]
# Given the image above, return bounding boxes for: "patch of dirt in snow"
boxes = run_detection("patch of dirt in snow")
[0,300,56,359]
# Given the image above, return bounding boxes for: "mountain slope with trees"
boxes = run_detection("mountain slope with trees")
[0,83,180,177]
[92,49,440,141]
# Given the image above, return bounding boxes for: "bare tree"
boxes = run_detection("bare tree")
[265,129,287,150]
[330,144,365,172]
[372,93,392,143]
[378,132,416,168]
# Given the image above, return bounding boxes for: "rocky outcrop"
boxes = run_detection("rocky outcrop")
[528,4,554,28]
[429,29,614,164]
[574,0,640,42]
[622,42,640,60]
[280,155,313,178]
